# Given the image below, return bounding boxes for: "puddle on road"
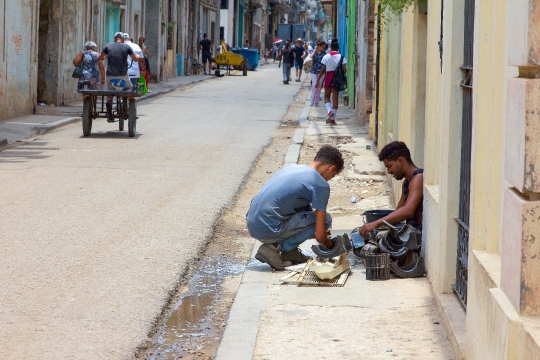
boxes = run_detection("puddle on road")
[149,255,245,360]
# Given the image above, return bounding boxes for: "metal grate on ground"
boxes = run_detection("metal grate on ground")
[280,259,350,287]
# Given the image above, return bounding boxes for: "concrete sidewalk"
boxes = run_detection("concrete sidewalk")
[0,74,212,147]
[215,90,456,359]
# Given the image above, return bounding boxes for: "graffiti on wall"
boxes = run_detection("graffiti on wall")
[12,33,22,55]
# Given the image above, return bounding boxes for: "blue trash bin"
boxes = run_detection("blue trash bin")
[231,48,259,70]
[240,48,259,70]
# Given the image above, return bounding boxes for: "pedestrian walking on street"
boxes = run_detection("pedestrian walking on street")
[272,44,278,62]
[199,33,213,75]
[246,145,344,270]
[315,38,347,125]
[293,38,306,82]
[281,40,294,84]
[309,41,328,106]
[72,41,100,90]
[97,32,139,121]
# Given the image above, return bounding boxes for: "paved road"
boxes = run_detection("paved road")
[0,65,300,359]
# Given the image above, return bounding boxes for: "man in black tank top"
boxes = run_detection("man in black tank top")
[360,141,424,237]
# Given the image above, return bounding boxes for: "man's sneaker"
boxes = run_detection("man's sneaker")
[255,243,292,271]
[314,102,319,107]
[329,119,337,125]
[281,247,311,265]
[326,111,335,124]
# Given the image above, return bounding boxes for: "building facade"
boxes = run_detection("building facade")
[372,0,540,358]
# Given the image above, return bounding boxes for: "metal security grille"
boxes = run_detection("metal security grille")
[453,0,475,309]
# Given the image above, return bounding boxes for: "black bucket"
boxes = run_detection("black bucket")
[363,209,393,223]
[364,253,391,281]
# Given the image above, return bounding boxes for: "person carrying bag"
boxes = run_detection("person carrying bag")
[315,39,347,125]
[331,54,347,92]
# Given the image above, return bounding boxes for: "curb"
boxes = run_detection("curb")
[215,89,312,360]
[34,117,81,135]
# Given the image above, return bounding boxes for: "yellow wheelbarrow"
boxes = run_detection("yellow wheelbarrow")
[213,40,248,77]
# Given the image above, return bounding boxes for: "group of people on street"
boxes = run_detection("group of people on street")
[73,33,150,92]
[280,38,308,84]
[73,32,151,120]
[279,38,347,125]
[247,141,424,271]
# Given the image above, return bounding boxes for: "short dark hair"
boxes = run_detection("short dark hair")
[378,141,413,163]
[314,145,344,173]
[330,38,339,50]
[203,33,208,38]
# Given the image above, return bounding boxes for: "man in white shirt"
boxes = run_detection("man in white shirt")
[124,33,145,91]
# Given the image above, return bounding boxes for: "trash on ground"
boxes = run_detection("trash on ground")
[350,196,357,203]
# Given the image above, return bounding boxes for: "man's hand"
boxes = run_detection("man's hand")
[360,222,378,238]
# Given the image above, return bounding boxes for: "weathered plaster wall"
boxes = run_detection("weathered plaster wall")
[1,0,39,120]
[422,0,463,295]
[397,7,426,167]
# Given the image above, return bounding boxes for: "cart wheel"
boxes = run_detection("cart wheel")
[128,99,137,137]
[82,97,92,136]
[243,64,247,76]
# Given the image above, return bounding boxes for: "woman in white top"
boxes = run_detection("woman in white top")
[315,39,347,125]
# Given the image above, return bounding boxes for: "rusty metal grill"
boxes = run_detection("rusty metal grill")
[453,0,475,309]
[280,260,350,287]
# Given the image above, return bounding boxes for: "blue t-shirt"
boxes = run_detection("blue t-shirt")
[246,164,330,240]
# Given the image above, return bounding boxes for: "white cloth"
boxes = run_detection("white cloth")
[321,53,347,72]
[125,40,144,78]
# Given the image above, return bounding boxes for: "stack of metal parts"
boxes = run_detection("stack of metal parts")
[359,221,426,278]
[310,222,426,279]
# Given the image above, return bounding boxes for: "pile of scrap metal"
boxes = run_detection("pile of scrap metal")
[358,221,426,278]
[312,221,426,278]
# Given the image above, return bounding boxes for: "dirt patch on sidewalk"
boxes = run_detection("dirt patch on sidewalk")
[299,135,392,217]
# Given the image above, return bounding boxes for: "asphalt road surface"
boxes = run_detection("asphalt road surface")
[0,64,300,359]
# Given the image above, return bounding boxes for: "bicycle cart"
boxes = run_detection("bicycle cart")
[78,88,141,137]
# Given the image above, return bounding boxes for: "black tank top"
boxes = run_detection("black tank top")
[403,169,423,225]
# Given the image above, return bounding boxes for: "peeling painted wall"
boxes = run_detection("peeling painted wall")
[0,0,39,120]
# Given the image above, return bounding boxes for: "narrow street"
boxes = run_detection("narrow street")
[0,64,301,358]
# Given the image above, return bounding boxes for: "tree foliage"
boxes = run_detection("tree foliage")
[376,0,417,24]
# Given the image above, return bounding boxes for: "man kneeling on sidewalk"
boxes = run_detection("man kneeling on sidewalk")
[246,145,344,270]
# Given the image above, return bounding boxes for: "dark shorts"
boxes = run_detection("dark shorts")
[294,60,304,69]
[202,52,213,63]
